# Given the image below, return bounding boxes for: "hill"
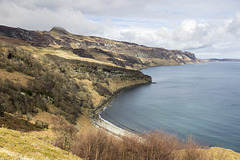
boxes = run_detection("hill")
[204,58,240,62]
[2,25,240,159]
[0,25,199,70]
[0,128,81,160]
[0,24,199,124]
[0,40,151,123]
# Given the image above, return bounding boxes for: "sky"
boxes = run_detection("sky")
[0,0,240,59]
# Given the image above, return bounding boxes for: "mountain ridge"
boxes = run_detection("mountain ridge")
[0,25,199,70]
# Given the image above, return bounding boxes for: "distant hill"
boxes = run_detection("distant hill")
[206,58,240,62]
[0,25,199,70]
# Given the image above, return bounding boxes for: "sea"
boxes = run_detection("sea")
[100,62,240,152]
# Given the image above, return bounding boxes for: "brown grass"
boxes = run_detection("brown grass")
[0,69,34,87]
[59,129,210,160]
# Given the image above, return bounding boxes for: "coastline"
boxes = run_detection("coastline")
[89,62,202,138]
[90,82,151,137]
[94,112,136,137]
[87,62,240,158]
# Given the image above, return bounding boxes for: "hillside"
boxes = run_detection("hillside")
[0,25,199,70]
[2,25,240,159]
[0,24,199,124]
[1,126,240,160]
[0,128,81,160]
[0,40,151,124]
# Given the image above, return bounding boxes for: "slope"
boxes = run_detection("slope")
[0,25,199,70]
[0,128,81,160]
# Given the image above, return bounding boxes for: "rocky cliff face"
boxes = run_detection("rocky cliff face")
[0,25,198,70]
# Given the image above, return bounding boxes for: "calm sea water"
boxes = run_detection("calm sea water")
[100,62,240,152]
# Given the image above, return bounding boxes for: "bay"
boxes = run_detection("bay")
[100,62,240,152]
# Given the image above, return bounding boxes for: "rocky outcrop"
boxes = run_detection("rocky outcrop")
[0,25,58,47]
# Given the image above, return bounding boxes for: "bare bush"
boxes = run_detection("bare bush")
[71,130,121,160]
[69,129,209,160]
[141,131,180,160]
[52,116,78,151]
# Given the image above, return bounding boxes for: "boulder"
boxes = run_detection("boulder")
[35,120,49,129]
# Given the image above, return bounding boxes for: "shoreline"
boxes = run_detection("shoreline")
[90,82,151,137]
[89,62,201,138]
[94,112,136,137]
[88,63,240,156]
[91,81,152,115]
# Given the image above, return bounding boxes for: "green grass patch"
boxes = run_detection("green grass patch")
[0,128,81,160]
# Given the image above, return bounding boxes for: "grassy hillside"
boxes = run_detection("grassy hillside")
[1,122,240,160]
[0,41,151,124]
[0,25,239,160]
[0,25,199,70]
[0,128,81,160]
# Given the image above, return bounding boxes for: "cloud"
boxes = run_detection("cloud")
[95,13,240,58]
[5,0,156,18]
[226,13,240,36]
[5,0,238,21]
[0,0,103,34]
[0,0,240,58]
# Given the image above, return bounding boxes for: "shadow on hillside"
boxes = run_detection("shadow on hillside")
[0,112,41,132]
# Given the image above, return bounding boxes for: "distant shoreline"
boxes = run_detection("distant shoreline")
[202,58,240,62]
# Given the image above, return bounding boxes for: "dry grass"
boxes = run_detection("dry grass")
[21,46,117,67]
[67,129,240,160]
[76,113,96,132]
[73,128,240,160]
[207,147,240,160]
[31,111,61,129]
[80,79,103,107]
[0,127,81,160]
[67,129,211,160]
[0,69,34,87]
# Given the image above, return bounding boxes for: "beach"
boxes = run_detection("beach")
[92,110,136,138]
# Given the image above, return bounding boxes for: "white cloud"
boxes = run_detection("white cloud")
[0,0,240,58]
[180,20,198,32]
[94,13,240,58]
[0,0,103,34]
[226,13,240,36]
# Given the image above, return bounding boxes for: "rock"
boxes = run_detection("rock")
[35,120,49,129]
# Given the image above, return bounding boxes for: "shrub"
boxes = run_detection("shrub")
[6,66,14,72]
[69,129,209,160]
[52,116,78,151]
